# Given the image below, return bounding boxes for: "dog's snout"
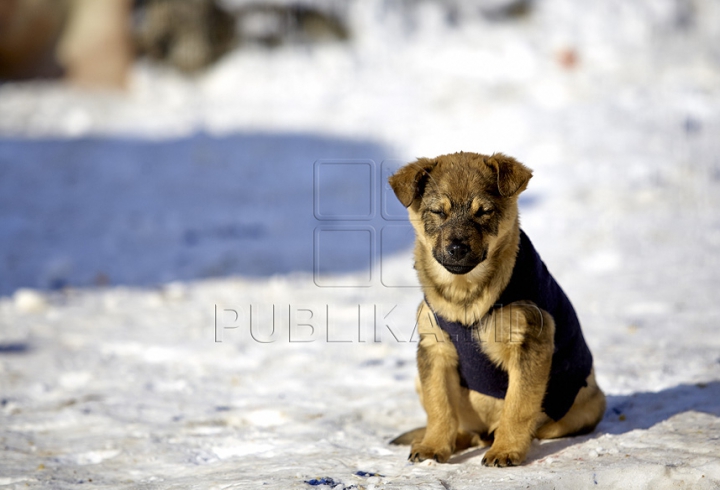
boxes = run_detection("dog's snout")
[447,240,470,260]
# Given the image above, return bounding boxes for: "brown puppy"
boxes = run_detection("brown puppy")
[389,152,605,467]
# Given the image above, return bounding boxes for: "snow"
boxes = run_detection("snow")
[1,0,720,488]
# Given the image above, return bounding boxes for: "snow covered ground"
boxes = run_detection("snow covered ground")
[1,0,720,488]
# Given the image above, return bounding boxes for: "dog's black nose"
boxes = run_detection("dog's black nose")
[447,240,470,260]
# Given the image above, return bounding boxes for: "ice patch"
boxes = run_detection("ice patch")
[62,449,121,466]
[12,288,47,313]
[625,301,673,316]
[64,108,93,136]
[244,409,287,427]
[212,443,274,459]
[581,250,622,273]
[143,346,182,363]
[59,371,92,390]
[148,379,190,393]
[0,477,33,486]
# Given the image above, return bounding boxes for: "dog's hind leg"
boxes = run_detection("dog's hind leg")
[480,302,555,467]
[536,369,606,439]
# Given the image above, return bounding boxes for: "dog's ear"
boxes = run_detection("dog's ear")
[388,158,437,207]
[485,153,533,197]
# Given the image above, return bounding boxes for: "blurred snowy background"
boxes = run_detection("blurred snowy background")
[1,0,720,488]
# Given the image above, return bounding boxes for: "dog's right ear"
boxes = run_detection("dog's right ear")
[388,159,437,208]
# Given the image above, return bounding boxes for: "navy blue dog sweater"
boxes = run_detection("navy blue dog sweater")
[430,230,593,421]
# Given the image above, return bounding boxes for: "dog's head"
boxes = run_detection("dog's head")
[389,152,532,276]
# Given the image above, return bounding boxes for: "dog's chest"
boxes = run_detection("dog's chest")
[428,230,595,421]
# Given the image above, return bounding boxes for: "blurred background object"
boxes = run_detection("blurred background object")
[0,0,133,88]
[0,0,351,85]
[132,0,351,73]
[57,0,133,89]
[133,0,236,74]
[229,1,349,48]
[0,0,67,80]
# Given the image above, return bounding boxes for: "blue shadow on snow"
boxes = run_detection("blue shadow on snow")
[0,132,410,295]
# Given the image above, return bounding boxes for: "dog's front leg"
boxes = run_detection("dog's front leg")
[481,302,555,467]
[409,303,462,463]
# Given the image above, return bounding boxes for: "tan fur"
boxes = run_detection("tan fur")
[389,152,606,466]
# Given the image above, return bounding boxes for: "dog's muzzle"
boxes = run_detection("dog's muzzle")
[435,240,486,275]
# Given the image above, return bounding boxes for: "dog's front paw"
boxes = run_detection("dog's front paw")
[481,446,525,467]
[409,441,452,463]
